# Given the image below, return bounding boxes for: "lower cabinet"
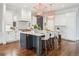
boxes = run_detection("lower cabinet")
[20,33,33,49]
[20,33,27,48]
[20,33,42,53]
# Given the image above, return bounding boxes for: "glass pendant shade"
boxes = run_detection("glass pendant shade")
[33,3,55,18]
[47,4,55,19]
[33,3,47,16]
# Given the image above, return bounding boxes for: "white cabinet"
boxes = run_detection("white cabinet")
[54,14,66,39]
[0,5,3,32]
[65,12,76,41]
[0,4,20,44]
[55,14,66,26]
[20,8,31,21]
[55,11,76,41]
[76,9,79,40]
[21,9,27,19]
[5,10,13,27]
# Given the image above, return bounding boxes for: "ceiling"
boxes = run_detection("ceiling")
[4,3,79,11]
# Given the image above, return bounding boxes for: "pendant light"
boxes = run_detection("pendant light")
[33,3,47,16]
[47,4,55,20]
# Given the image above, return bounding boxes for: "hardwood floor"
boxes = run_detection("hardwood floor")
[75,40,79,56]
[0,40,76,56]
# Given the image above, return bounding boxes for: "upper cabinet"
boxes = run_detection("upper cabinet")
[20,8,31,21]
[2,4,19,32]
[64,11,76,41]
[0,4,3,32]
[55,14,66,26]
[54,9,76,41]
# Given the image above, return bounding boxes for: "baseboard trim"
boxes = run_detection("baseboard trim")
[0,40,19,45]
[6,40,19,45]
[62,38,76,42]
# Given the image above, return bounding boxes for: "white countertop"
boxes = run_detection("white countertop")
[20,29,55,37]
[21,31,45,37]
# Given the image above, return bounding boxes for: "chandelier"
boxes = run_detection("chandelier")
[33,3,47,16]
[47,4,55,19]
[33,3,55,19]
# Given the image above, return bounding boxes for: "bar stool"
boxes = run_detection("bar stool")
[54,28,62,49]
[49,31,55,50]
[41,32,50,55]
[54,31,59,49]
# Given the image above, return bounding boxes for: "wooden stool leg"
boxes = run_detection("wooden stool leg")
[54,36,58,49]
[50,38,53,50]
[52,38,54,49]
[47,39,51,50]
[58,35,61,44]
[58,34,61,49]
[44,40,48,55]
[42,40,44,53]
[49,38,51,50]
[42,40,51,55]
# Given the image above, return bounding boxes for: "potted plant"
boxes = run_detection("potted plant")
[32,24,41,33]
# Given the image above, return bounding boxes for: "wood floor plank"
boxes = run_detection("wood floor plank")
[0,40,77,56]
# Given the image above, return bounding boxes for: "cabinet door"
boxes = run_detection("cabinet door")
[20,33,27,48]
[21,9,31,21]
[27,35,33,49]
[55,14,66,26]
[20,33,33,49]
[65,12,76,41]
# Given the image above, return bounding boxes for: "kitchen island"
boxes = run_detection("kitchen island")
[20,31,45,56]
